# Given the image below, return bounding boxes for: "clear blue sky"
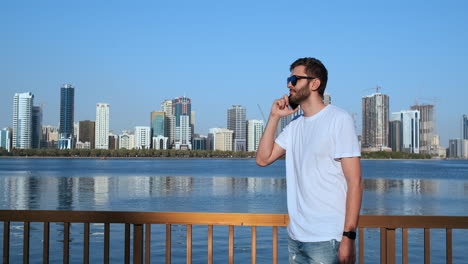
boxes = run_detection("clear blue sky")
[1,0,467,147]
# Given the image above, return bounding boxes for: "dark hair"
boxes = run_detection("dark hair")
[290,57,328,98]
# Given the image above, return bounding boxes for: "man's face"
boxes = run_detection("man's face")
[288,65,311,105]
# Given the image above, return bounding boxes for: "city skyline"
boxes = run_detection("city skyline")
[2,1,468,147]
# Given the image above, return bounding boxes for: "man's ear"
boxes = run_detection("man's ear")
[310,78,321,92]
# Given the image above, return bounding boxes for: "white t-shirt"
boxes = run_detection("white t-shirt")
[275,105,360,242]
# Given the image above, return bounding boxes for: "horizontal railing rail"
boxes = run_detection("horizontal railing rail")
[1,210,468,264]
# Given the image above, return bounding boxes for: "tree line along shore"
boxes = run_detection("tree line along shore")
[0,148,433,159]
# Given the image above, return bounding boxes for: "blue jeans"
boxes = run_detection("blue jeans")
[288,236,340,264]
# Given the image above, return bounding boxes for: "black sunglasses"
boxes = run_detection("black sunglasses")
[287,75,316,86]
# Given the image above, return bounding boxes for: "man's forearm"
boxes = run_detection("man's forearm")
[256,115,280,166]
[342,158,363,232]
[344,180,363,231]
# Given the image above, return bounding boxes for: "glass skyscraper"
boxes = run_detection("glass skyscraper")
[173,96,192,150]
[13,92,34,149]
[58,84,75,149]
[227,105,247,152]
[151,112,165,137]
[463,115,468,140]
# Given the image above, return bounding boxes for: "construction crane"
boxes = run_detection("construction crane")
[257,104,267,124]
[361,85,382,95]
[363,85,382,93]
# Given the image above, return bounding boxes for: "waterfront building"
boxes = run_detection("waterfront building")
[191,111,195,143]
[448,139,463,158]
[75,141,91,149]
[32,106,43,149]
[161,100,175,148]
[135,126,151,149]
[13,92,34,149]
[108,134,119,150]
[411,104,437,154]
[41,125,59,148]
[362,93,389,150]
[247,120,264,152]
[78,120,95,149]
[151,112,165,137]
[193,134,207,150]
[389,120,402,152]
[391,110,420,154]
[0,129,11,152]
[152,135,168,150]
[58,84,75,149]
[323,92,331,105]
[208,128,234,151]
[119,131,135,150]
[95,103,110,149]
[173,96,192,150]
[463,115,468,140]
[227,105,246,152]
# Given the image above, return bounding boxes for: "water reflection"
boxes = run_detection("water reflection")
[0,175,287,213]
[0,159,467,216]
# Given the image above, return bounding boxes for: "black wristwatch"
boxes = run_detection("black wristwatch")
[343,231,356,240]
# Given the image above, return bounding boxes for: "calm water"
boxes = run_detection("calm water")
[1,158,468,263]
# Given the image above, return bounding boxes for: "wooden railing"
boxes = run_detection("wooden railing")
[1,210,468,263]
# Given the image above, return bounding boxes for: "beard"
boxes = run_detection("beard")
[289,84,311,105]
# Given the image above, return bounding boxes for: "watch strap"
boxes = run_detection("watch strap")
[343,231,356,240]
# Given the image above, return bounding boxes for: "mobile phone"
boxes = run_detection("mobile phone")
[288,95,299,110]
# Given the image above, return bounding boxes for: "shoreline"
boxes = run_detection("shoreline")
[0,156,461,161]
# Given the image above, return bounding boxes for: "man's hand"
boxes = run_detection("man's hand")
[338,237,356,264]
[270,95,299,119]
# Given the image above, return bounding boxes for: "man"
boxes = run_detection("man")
[256,57,362,264]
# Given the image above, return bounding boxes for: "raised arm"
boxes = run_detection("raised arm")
[256,95,298,167]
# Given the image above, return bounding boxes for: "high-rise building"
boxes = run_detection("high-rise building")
[95,103,110,149]
[151,112,165,137]
[463,115,468,140]
[448,139,463,158]
[119,131,135,150]
[58,84,75,149]
[362,93,389,150]
[323,92,331,105]
[32,106,43,148]
[78,120,95,149]
[227,105,246,152]
[173,96,192,150]
[161,100,175,149]
[135,126,151,149]
[161,101,175,148]
[151,111,167,149]
[411,104,436,154]
[208,128,234,151]
[191,111,195,142]
[41,125,58,148]
[247,120,264,152]
[388,120,402,152]
[108,134,119,150]
[13,92,34,149]
[192,134,207,150]
[391,110,420,153]
[0,129,11,152]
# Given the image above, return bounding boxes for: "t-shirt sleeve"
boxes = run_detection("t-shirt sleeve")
[334,113,361,159]
[275,123,289,150]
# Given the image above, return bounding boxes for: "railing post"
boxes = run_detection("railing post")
[3,221,10,264]
[386,228,396,264]
[133,224,143,264]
